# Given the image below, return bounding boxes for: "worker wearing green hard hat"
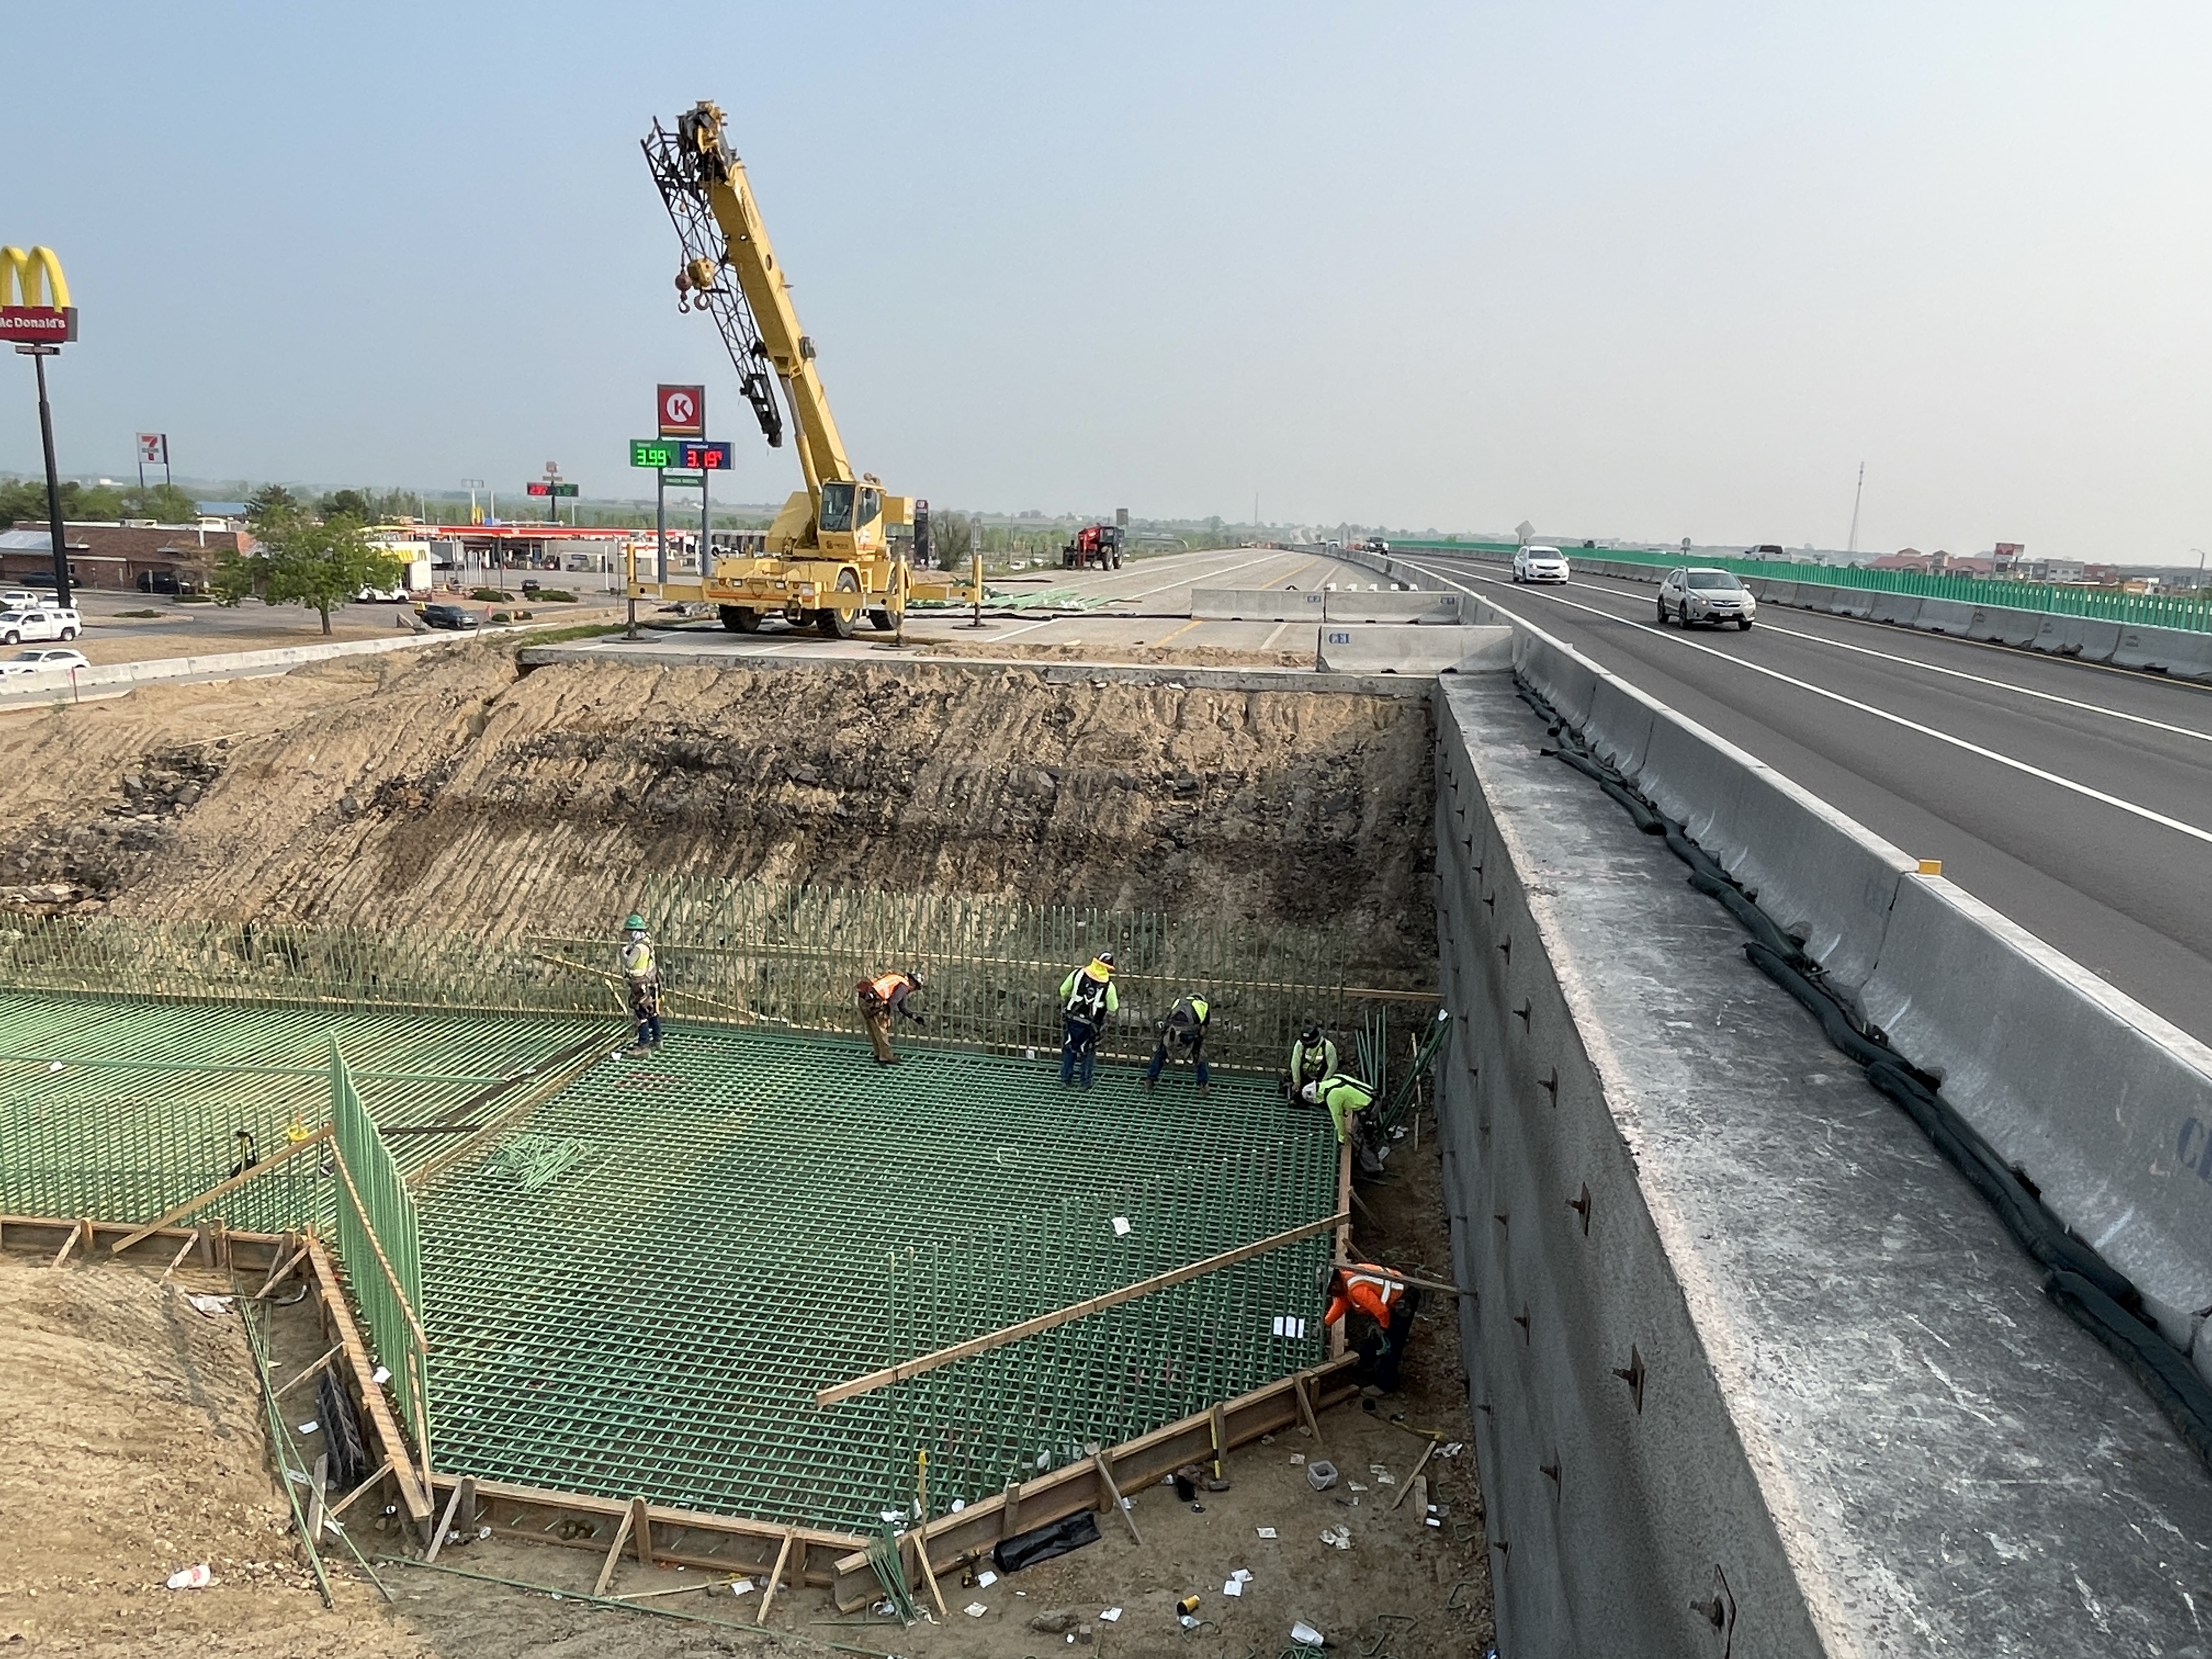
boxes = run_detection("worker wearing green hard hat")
[618,913,661,1056]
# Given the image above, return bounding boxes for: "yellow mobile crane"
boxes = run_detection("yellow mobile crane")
[643,101,953,636]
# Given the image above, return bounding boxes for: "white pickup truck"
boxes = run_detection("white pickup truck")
[0,607,81,645]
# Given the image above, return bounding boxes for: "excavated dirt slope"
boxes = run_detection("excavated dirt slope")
[0,645,1435,981]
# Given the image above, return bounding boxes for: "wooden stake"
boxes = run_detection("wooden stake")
[1293,1373,1326,1450]
[256,1237,312,1299]
[326,1460,391,1520]
[631,1494,652,1570]
[816,1210,1348,1407]
[907,1527,949,1620]
[424,1477,468,1564]
[757,1526,796,1625]
[108,1128,330,1254]
[592,1499,639,1598]
[274,1343,345,1401]
[1092,1452,1142,1545]
[1389,1438,1440,1511]
[49,1218,86,1269]
[1209,1403,1227,1481]
[161,1233,199,1281]
[1001,1478,1023,1539]
[308,1453,329,1547]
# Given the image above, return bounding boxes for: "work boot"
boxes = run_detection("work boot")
[1141,1075,1155,1091]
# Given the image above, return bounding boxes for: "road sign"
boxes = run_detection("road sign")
[657,384,705,438]
[526,482,579,498]
[676,440,733,470]
[630,438,675,469]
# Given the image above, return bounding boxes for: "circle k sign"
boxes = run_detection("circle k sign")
[657,384,706,438]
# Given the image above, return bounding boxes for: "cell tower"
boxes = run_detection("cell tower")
[1846,462,1865,555]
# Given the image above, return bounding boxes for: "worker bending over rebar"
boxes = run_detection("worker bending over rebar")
[1058,951,1118,1089]
[1323,1259,1421,1396]
[856,968,925,1065]
[1142,994,1211,1094]
[619,912,663,1057]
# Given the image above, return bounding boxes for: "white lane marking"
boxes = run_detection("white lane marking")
[994,549,1312,641]
[1397,557,2212,849]
[1524,572,2212,746]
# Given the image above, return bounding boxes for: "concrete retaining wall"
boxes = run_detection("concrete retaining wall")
[1512,619,2212,1369]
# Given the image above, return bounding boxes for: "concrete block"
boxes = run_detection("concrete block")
[2122,627,2212,680]
[1861,874,2212,1345]
[1910,599,1977,634]
[1579,674,1659,775]
[1322,589,1466,624]
[1823,586,1877,619]
[1514,631,1602,725]
[1967,604,2045,646]
[2075,618,2122,663]
[1189,588,1325,622]
[1869,591,1925,627]
[1628,710,1910,995]
[1316,623,1510,674]
[2030,614,2083,655]
[1761,581,1802,607]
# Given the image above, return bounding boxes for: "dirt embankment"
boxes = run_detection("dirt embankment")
[0,649,1436,981]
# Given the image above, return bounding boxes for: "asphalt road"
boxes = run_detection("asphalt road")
[1391,550,2212,1046]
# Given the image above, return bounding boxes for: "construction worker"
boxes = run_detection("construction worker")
[1323,1260,1422,1395]
[1300,1072,1374,1144]
[1143,994,1211,1092]
[1285,1023,1338,1097]
[619,912,662,1055]
[1058,951,1118,1090]
[856,968,925,1065]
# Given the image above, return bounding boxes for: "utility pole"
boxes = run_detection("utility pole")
[1846,461,1865,555]
[25,348,70,606]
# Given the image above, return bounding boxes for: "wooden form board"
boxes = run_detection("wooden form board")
[424,1471,865,1587]
[830,1357,1358,1610]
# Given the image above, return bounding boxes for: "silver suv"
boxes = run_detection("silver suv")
[1656,568,1755,631]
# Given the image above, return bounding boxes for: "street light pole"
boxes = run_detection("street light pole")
[20,345,71,607]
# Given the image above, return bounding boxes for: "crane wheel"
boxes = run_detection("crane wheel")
[868,608,895,632]
[720,606,761,633]
[820,607,857,640]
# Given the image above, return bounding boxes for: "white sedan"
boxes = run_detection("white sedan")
[0,647,89,675]
[1513,545,1570,583]
[0,590,39,608]
[0,607,80,645]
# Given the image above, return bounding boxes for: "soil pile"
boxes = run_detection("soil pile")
[0,650,1435,982]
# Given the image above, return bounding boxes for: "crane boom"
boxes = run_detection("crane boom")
[644,103,854,523]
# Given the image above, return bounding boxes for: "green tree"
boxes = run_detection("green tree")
[249,509,402,635]
[0,478,125,526]
[244,483,300,520]
[318,488,374,521]
[119,482,203,522]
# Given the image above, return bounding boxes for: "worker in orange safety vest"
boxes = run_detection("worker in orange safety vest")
[1323,1261,1422,1395]
[856,969,926,1065]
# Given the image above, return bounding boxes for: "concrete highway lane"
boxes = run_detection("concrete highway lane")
[1394,551,2212,1045]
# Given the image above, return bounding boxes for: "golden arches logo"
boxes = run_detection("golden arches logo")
[0,246,69,309]
[0,245,77,345]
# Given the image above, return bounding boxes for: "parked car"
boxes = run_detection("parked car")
[0,607,81,645]
[1656,568,1756,630]
[137,569,186,595]
[420,602,481,631]
[1513,545,1571,584]
[0,647,89,676]
[0,589,38,608]
[354,583,408,602]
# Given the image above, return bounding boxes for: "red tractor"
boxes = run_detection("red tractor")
[1062,523,1124,571]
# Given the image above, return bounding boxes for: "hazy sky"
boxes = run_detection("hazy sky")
[3,2,2207,561]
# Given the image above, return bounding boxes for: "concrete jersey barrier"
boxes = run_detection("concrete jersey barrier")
[1322,589,1466,624]
[1510,614,2212,1370]
[1189,588,1327,622]
[0,624,482,710]
[1316,624,1511,675]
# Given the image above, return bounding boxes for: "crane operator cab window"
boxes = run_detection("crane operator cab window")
[855,486,882,543]
[819,481,856,533]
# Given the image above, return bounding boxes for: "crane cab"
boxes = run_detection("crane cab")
[814,479,884,558]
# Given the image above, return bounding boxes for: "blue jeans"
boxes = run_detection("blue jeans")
[632,991,662,1048]
[1144,1040,1209,1087]
[1060,1016,1097,1087]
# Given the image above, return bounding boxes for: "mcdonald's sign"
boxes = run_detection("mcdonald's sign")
[0,246,76,345]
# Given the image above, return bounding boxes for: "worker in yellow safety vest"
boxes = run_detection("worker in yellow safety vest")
[1299,1073,1374,1144]
[856,968,926,1066]
[1058,952,1118,1090]
[619,912,662,1055]
[1285,1023,1338,1097]
[1142,994,1211,1093]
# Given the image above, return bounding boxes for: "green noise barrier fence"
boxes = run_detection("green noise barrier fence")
[329,1043,431,1448]
[1392,539,2212,632]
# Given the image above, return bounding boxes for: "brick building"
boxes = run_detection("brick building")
[0,522,248,592]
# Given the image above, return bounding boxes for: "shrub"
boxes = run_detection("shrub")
[535,588,577,602]
[470,587,506,602]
